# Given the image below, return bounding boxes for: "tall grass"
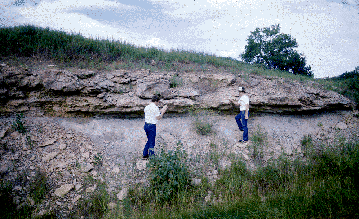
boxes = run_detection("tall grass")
[0,25,242,68]
[1,24,316,82]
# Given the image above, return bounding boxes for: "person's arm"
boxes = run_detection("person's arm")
[156,105,168,120]
[244,103,249,119]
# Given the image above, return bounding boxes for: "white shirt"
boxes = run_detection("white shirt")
[239,94,249,111]
[144,103,160,124]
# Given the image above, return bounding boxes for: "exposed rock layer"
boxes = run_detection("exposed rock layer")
[0,64,355,116]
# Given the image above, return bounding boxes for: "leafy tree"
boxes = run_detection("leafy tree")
[241,24,313,77]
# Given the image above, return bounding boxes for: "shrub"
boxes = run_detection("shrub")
[147,141,191,204]
[194,119,213,136]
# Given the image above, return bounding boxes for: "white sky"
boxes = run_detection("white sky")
[1,0,359,78]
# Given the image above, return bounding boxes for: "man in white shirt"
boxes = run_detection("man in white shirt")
[235,87,250,143]
[143,94,168,159]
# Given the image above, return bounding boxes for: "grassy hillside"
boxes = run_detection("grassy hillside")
[317,70,359,109]
[0,25,313,81]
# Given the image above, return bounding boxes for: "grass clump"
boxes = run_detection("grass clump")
[12,113,27,134]
[169,74,183,88]
[249,125,268,163]
[192,110,217,136]
[29,170,51,204]
[300,134,315,156]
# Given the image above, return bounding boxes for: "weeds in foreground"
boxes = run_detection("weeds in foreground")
[0,169,54,219]
[300,134,315,156]
[0,182,34,219]
[123,136,359,219]
[71,182,111,219]
[147,142,191,204]
[29,170,51,204]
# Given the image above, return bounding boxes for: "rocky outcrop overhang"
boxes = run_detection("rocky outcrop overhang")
[0,64,355,116]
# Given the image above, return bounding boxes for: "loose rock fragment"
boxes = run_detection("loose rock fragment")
[336,122,348,130]
[136,160,148,170]
[86,184,97,193]
[117,187,128,201]
[54,184,74,197]
[72,195,82,203]
[82,163,94,173]
[108,202,117,209]
[42,152,59,162]
[39,139,57,147]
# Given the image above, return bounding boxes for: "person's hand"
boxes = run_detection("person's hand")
[245,115,248,120]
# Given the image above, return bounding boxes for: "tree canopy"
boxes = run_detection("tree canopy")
[241,24,313,77]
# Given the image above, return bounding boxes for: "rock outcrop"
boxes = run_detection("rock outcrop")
[0,64,355,116]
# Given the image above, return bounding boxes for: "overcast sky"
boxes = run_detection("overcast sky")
[1,0,358,78]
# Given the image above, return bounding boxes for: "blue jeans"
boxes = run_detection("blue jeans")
[235,111,249,141]
[143,123,156,157]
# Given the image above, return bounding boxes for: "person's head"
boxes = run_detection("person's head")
[238,86,245,93]
[151,94,161,103]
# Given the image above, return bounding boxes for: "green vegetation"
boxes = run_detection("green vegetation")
[192,110,217,136]
[71,181,111,219]
[29,170,51,204]
[93,153,103,166]
[0,25,242,71]
[147,142,190,204]
[0,182,33,219]
[170,74,183,88]
[12,113,27,134]
[249,125,268,163]
[318,67,359,109]
[120,136,359,218]
[241,24,313,77]
[0,169,54,219]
